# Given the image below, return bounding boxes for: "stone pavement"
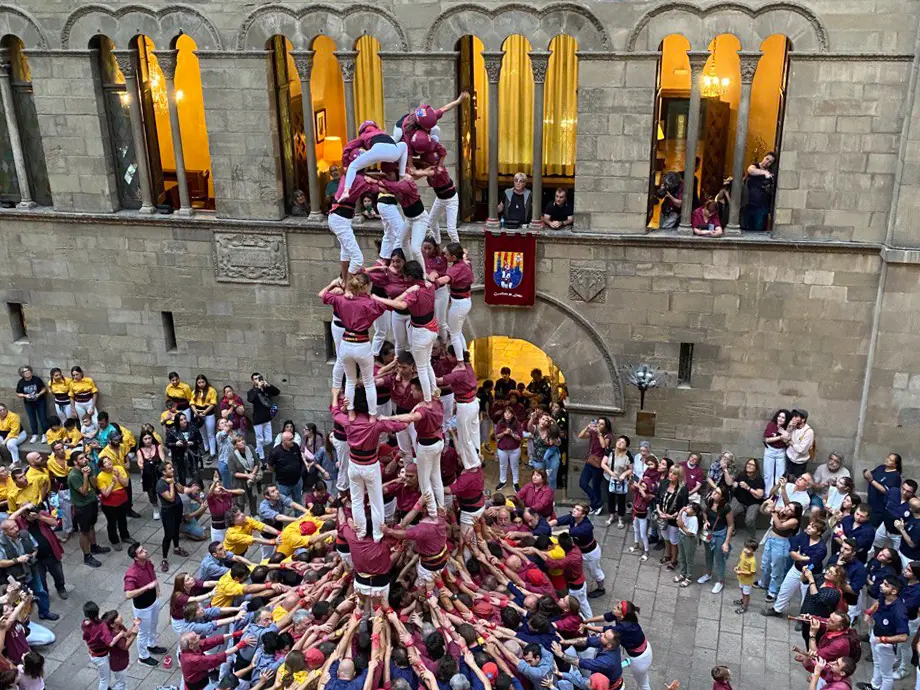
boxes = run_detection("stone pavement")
[37,474,883,690]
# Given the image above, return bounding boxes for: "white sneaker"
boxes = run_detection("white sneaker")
[697,574,712,584]
[40,434,47,444]
[711,582,724,594]
[893,668,909,680]
[153,510,160,520]
[29,435,38,444]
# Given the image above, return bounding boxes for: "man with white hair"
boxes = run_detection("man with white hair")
[450,673,472,690]
[268,432,304,503]
[497,173,532,228]
[178,630,250,690]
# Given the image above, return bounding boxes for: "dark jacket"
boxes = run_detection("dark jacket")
[247,384,280,426]
[0,531,38,583]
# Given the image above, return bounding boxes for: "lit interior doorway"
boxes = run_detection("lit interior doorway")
[468,335,569,489]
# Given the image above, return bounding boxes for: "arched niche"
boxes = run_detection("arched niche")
[61,4,222,50]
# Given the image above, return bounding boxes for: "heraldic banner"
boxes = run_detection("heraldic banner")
[484,230,537,307]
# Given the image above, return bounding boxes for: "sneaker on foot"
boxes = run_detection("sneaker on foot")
[639,553,649,562]
[513,484,520,492]
[606,517,615,526]
[760,607,781,617]
[495,482,507,491]
[40,434,47,444]
[674,575,684,583]
[734,606,747,614]
[139,657,159,667]
[174,547,190,557]
[153,510,160,520]
[39,612,59,621]
[112,542,123,552]
[128,510,143,519]
[764,593,776,603]
[752,581,765,590]
[893,668,909,680]
[84,555,102,568]
[711,582,724,594]
[588,588,606,599]
[160,559,169,572]
[617,520,626,529]
[29,435,38,444]
[57,589,68,600]
[90,545,111,555]
[147,646,168,655]
[124,537,139,546]
[697,574,712,584]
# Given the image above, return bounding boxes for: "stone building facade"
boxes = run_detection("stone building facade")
[0,0,919,479]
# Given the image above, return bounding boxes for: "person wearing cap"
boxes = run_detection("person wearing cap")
[179,629,251,690]
[338,121,408,202]
[784,409,814,479]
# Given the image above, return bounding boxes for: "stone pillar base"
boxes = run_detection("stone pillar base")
[139,204,156,214]
[677,223,693,235]
[176,207,195,218]
[529,218,544,231]
[15,200,36,209]
[725,223,742,235]
[485,217,500,229]
[308,212,325,222]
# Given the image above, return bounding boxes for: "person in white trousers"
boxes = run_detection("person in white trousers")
[437,243,474,362]
[867,575,909,690]
[247,374,279,465]
[872,480,917,554]
[84,601,135,690]
[437,350,481,470]
[376,192,403,264]
[123,544,167,666]
[494,407,523,489]
[422,239,450,343]
[583,600,653,690]
[763,519,826,617]
[762,409,790,490]
[385,388,445,516]
[894,559,920,679]
[377,351,420,460]
[0,404,26,464]
[367,252,412,356]
[338,122,407,200]
[378,174,427,267]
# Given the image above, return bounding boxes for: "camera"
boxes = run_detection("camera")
[656,171,681,199]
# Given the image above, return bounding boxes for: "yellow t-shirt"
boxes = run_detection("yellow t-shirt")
[211,570,246,608]
[70,377,98,401]
[99,443,131,470]
[49,377,72,403]
[46,426,67,445]
[0,412,22,439]
[736,551,757,585]
[97,467,128,500]
[278,520,314,557]
[165,382,193,407]
[275,663,309,687]
[191,387,218,412]
[46,455,70,478]
[47,426,82,450]
[224,517,266,556]
[8,473,49,512]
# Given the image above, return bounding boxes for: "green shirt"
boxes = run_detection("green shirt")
[67,468,97,507]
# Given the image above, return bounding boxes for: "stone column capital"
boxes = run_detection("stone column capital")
[687,50,709,80]
[112,50,138,79]
[529,50,551,84]
[482,51,503,84]
[289,50,314,82]
[738,51,763,84]
[333,50,358,82]
[152,49,178,80]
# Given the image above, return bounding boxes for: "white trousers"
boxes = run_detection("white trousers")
[339,340,378,415]
[58,488,73,532]
[441,392,455,433]
[331,320,346,388]
[344,142,408,190]
[90,654,126,690]
[428,194,459,245]
[378,203,403,260]
[55,401,72,420]
[253,422,272,461]
[628,644,653,690]
[402,212,430,267]
[569,582,592,619]
[773,566,807,613]
[5,430,26,464]
[396,424,417,460]
[409,326,438,401]
[202,414,217,456]
[455,400,481,470]
[874,522,902,552]
[328,213,364,274]
[416,440,445,516]
[497,448,521,485]
[75,401,98,425]
[349,461,385,541]
[871,632,898,690]
[762,446,786,490]
[897,615,920,671]
[392,313,411,356]
[435,286,449,342]
[372,311,391,357]
[582,545,605,586]
[332,437,351,494]
[210,527,227,544]
[448,297,472,360]
[633,517,649,552]
[133,597,160,660]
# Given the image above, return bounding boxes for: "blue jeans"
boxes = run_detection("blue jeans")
[23,402,48,436]
[217,461,231,489]
[704,527,730,581]
[277,479,303,505]
[579,464,603,511]
[543,448,561,490]
[28,568,51,617]
[759,535,791,595]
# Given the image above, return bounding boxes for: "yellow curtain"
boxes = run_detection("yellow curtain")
[355,35,384,128]
[473,37,489,180]
[498,35,533,175]
[312,36,347,167]
[543,36,577,176]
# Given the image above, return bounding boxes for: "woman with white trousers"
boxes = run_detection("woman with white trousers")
[437,350,482,471]
[762,409,790,490]
[338,121,407,201]
[367,251,413,356]
[422,238,450,343]
[438,243,475,361]
[584,600,653,690]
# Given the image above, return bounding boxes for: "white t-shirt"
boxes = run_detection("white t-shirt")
[679,512,699,535]
[776,487,810,510]
[826,486,846,513]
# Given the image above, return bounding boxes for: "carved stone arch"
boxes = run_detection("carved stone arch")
[0,6,48,49]
[464,288,624,413]
[627,2,829,53]
[61,4,222,50]
[236,4,408,52]
[426,3,609,52]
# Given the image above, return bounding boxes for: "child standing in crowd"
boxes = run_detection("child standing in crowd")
[674,501,699,587]
[733,539,759,614]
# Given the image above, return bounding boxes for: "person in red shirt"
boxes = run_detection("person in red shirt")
[420,144,460,245]
[178,630,250,690]
[440,442,460,490]
[339,121,408,201]
[374,263,439,403]
[384,495,448,589]
[385,383,445,516]
[384,462,422,520]
[123,544,167,666]
[545,532,592,617]
[321,274,388,419]
[329,147,377,278]
[446,464,485,544]
[423,239,450,343]
[495,407,523,491]
[377,172,428,267]
[376,351,421,459]
[437,349,480,471]
[331,388,407,542]
[366,251,413,356]
[346,523,399,603]
[84,601,132,690]
[430,339,454,426]
[101,609,139,690]
[437,243,474,362]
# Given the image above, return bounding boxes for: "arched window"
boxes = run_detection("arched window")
[0,35,51,207]
[269,35,308,214]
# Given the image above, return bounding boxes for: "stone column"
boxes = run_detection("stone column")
[290,51,323,220]
[0,50,34,208]
[113,50,155,213]
[482,51,503,228]
[679,50,709,231]
[334,51,358,141]
[153,49,193,216]
[529,51,550,229]
[727,51,762,233]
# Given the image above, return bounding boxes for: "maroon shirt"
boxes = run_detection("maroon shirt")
[496,419,522,451]
[348,533,397,575]
[82,618,114,657]
[181,634,229,688]
[403,283,438,331]
[517,483,554,518]
[170,578,205,620]
[446,261,474,298]
[322,293,387,333]
[392,483,422,513]
[452,467,485,511]
[414,400,444,440]
[556,545,585,585]
[207,492,234,529]
[441,363,478,403]
[380,177,421,213]
[406,520,448,557]
[107,624,131,671]
[331,407,407,463]
[440,444,459,486]
[425,254,448,279]
[124,558,158,609]
[383,374,419,413]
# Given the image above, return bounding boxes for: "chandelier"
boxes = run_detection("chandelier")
[700,43,730,98]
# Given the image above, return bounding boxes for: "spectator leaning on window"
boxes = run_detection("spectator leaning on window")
[542,188,574,229]
[742,151,776,231]
[497,172,532,228]
[691,200,723,238]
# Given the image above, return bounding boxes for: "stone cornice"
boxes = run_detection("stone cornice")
[881,247,920,264]
[790,52,914,62]
[194,50,271,60]
[576,51,660,61]
[23,49,95,58]
[377,51,459,60]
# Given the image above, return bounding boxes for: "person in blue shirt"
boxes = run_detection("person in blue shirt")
[764,518,827,617]
[864,453,903,527]
[832,504,875,563]
[550,630,623,688]
[895,561,920,679]
[176,602,242,637]
[198,541,240,581]
[552,504,606,599]
[872,479,917,555]
[864,575,909,690]
[515,613,561,654]
[515,643,555,687]
[834,538,868,624]
[586,600,652,690]
[894,497,920,568]
[866,547,901,603]
[389,646,419,689]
